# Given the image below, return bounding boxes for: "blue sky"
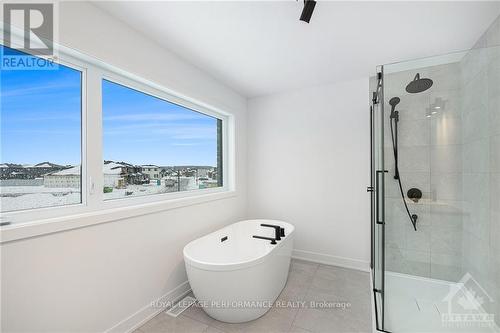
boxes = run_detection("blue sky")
[103,80,218,166]
[1,45,218,167]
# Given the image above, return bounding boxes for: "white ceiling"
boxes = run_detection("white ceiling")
[94,1,500,98]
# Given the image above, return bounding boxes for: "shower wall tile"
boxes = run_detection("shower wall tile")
[430,90,462,119]
[488,59,500,97]
[430,252,462,282]
[486,16,500,47]
[383,172,399,199]
[483,252,500,304]
[385,197,402,221]
[398,118,430,147]
[400,249,431,277]
[462,139,490,173]
[462,69,488,109]
[431,172,463,201]
[491,206,500,253]
[490,173,500,252]
[430,224,463,256]
[430,145,462,173]
[386,220,406,250]
[386,248,431,278]
[386,197,431,227]
[384,172,430,200]
[485,255,500,318]
[488,45,500,69]
[430,201,464,229]
[384,61,463,281]
[474,32,489,49]
[405,224,430,252]
[397,146,430,173]
[431,115,462,146]
[463,173,490,240]
[490,95,500,136]
[428,63,461,91]
[462,109,489,145]
[393,93,430,121]
[462,233,490,285]
[461,47,489,85]
[490,135,500,173]
[385,248,405,273]
[462,14,500,327]
[408,203,431,226]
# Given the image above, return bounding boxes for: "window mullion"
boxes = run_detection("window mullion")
[85,66,104,210]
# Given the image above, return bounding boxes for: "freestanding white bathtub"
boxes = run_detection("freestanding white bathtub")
[183,219,294,323]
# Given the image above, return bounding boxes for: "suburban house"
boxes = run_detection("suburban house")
[141,165,160,180]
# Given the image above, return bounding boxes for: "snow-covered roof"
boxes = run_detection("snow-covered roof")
[50,166,81,176]
[0,164,9,168]
[48,163,127,177]
[35,163,53,168]
[103,162,125,175]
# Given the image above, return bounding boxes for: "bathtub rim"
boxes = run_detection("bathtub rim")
[183,219,294,272]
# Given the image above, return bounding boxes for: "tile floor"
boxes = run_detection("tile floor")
[135,259,373,333]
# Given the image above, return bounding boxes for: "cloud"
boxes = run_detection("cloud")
[170,142,201,146]
[104,123,217,140]
[3,113,81,122]
[2,129,78,135]
[1,82,80,98]
[103,113,206,122]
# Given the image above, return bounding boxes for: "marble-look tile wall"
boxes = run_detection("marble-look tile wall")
[460,14,500,326]
[384,62,464,282]
[381,13,499,327]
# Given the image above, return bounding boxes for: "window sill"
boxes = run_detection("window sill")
[0,190,236,244]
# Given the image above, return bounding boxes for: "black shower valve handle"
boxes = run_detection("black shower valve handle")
[407,188,423,203]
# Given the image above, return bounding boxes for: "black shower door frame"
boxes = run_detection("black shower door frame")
[370,66,389,332]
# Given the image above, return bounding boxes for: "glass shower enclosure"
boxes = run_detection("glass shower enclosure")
[370,18,500,332]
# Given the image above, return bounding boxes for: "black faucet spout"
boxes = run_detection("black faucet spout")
[260,223,284,241]
[252,235,277,245]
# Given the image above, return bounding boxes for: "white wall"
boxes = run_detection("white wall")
[1,2,247,332]
[247,78,371,270]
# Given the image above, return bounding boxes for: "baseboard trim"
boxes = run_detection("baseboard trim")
[105,281,192,333]
[292,249,370,272]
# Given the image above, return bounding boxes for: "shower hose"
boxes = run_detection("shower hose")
[390,117,418,231]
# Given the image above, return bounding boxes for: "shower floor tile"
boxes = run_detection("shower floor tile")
[134,259,373,333]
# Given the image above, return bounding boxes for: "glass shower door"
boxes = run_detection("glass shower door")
[379,41,500,332]
[371,69,387,332]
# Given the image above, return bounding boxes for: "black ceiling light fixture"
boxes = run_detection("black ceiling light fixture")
[299,0,316,23]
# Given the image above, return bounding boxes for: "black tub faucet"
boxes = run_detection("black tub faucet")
[253,235,277,245]
[260,223,284,241]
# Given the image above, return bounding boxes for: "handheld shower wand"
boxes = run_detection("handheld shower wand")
[389,97,401,180]
[389,96,418,231]
[389,97,400,121]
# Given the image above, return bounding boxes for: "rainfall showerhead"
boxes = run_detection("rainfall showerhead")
[406,73,433,93]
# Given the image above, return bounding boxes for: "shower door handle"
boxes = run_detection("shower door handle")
[375,170,388,225]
